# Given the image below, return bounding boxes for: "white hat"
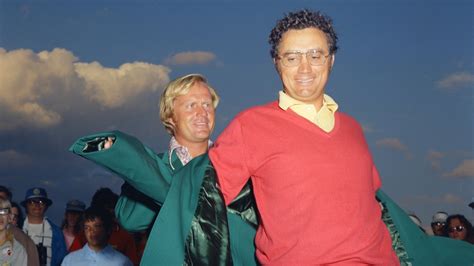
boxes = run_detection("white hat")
[432,211,448,223]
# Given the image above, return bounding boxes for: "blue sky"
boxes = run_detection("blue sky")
[0,0,472,232]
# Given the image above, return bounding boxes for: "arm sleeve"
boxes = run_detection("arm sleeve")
[115,183,159,232]
[209,118,252,205]
[69,130,172,203]
[15,242,28,266]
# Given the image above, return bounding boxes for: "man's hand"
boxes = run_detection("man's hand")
[104,137,114,149]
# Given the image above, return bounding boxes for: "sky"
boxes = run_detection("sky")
[0,0,473,232]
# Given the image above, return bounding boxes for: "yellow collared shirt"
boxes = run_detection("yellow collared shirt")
[278,91,339,132]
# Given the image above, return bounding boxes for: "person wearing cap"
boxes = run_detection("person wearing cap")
[22,187,67,266]
[0,197,27,266]
[431,211,448,237]
[61,200,85,252]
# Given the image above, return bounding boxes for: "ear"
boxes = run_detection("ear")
[167,117,176,127]
[330,54,335,69]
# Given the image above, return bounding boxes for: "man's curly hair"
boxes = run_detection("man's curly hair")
[269,9,339,59]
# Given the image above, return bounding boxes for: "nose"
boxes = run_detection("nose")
[195,105,207,116]
[298,56,311,73]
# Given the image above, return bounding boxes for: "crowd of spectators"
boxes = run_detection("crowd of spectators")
[0,184,472,265]
[0,185,145,266]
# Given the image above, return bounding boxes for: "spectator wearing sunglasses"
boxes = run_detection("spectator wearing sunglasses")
[0,198,27,266]
[431,211,448,237]
[0,185,40,266]
[445,214,474,244]
[21,187,67,266]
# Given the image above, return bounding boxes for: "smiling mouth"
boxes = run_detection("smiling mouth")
[194,119,209,127]
[295,78,314,85]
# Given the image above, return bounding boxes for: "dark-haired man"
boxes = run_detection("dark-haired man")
[210,9,474,266]
[209,9,398,265]
[61,207,132,266]
[89,188,138,265]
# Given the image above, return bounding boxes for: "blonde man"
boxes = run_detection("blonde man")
[71,74,257,265]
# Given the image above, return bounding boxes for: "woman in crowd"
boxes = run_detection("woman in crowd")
[10,202,24,228]
[61,200,86,251]
[446,214,474,244]
[0,198,27,265]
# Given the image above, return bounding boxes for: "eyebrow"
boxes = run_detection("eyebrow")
[283,48,326,54]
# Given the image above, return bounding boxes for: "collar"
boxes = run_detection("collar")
[278,91,338,113]
[168,137,213,170]
[85,243,111,254]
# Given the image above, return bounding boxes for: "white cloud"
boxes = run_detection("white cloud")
[443,159,474,178]
[75,61,170,108]
[0,48,171,131]
[164,51,216,65]
[436,71,474,90]
[376,137,413,159]
[376,138,408,151]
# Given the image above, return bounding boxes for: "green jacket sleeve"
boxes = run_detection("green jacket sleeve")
[69,130,172,203]
[115,195,156,232]
[377,189,474,266]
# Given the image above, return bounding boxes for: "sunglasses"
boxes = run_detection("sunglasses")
[431,222,445,227]
[27,199,47,206]
[448,226,465,233]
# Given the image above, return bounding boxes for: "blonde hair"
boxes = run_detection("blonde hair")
[159,74,219,135]
[0,198,11,210]
[0,198,13,243]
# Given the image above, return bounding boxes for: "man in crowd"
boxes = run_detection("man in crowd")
[431,211,448,236]
[0,186,39,266]
[22,187,67,266]
[61,206,132,266]
[90,188,138,265]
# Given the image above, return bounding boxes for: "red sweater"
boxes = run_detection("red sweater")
[209,101,399,265]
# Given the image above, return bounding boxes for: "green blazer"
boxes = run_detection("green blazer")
[70,131,257,266]
[70,130,474,266]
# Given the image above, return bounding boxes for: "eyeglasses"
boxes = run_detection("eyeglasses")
[277,49,330,67]
[27,199,46,206]
[0,208,10,216]
[448,226,465,233]
[431,222,446,227]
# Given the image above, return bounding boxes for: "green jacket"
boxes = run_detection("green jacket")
[70,131,257,266]
[70,130,474,266]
